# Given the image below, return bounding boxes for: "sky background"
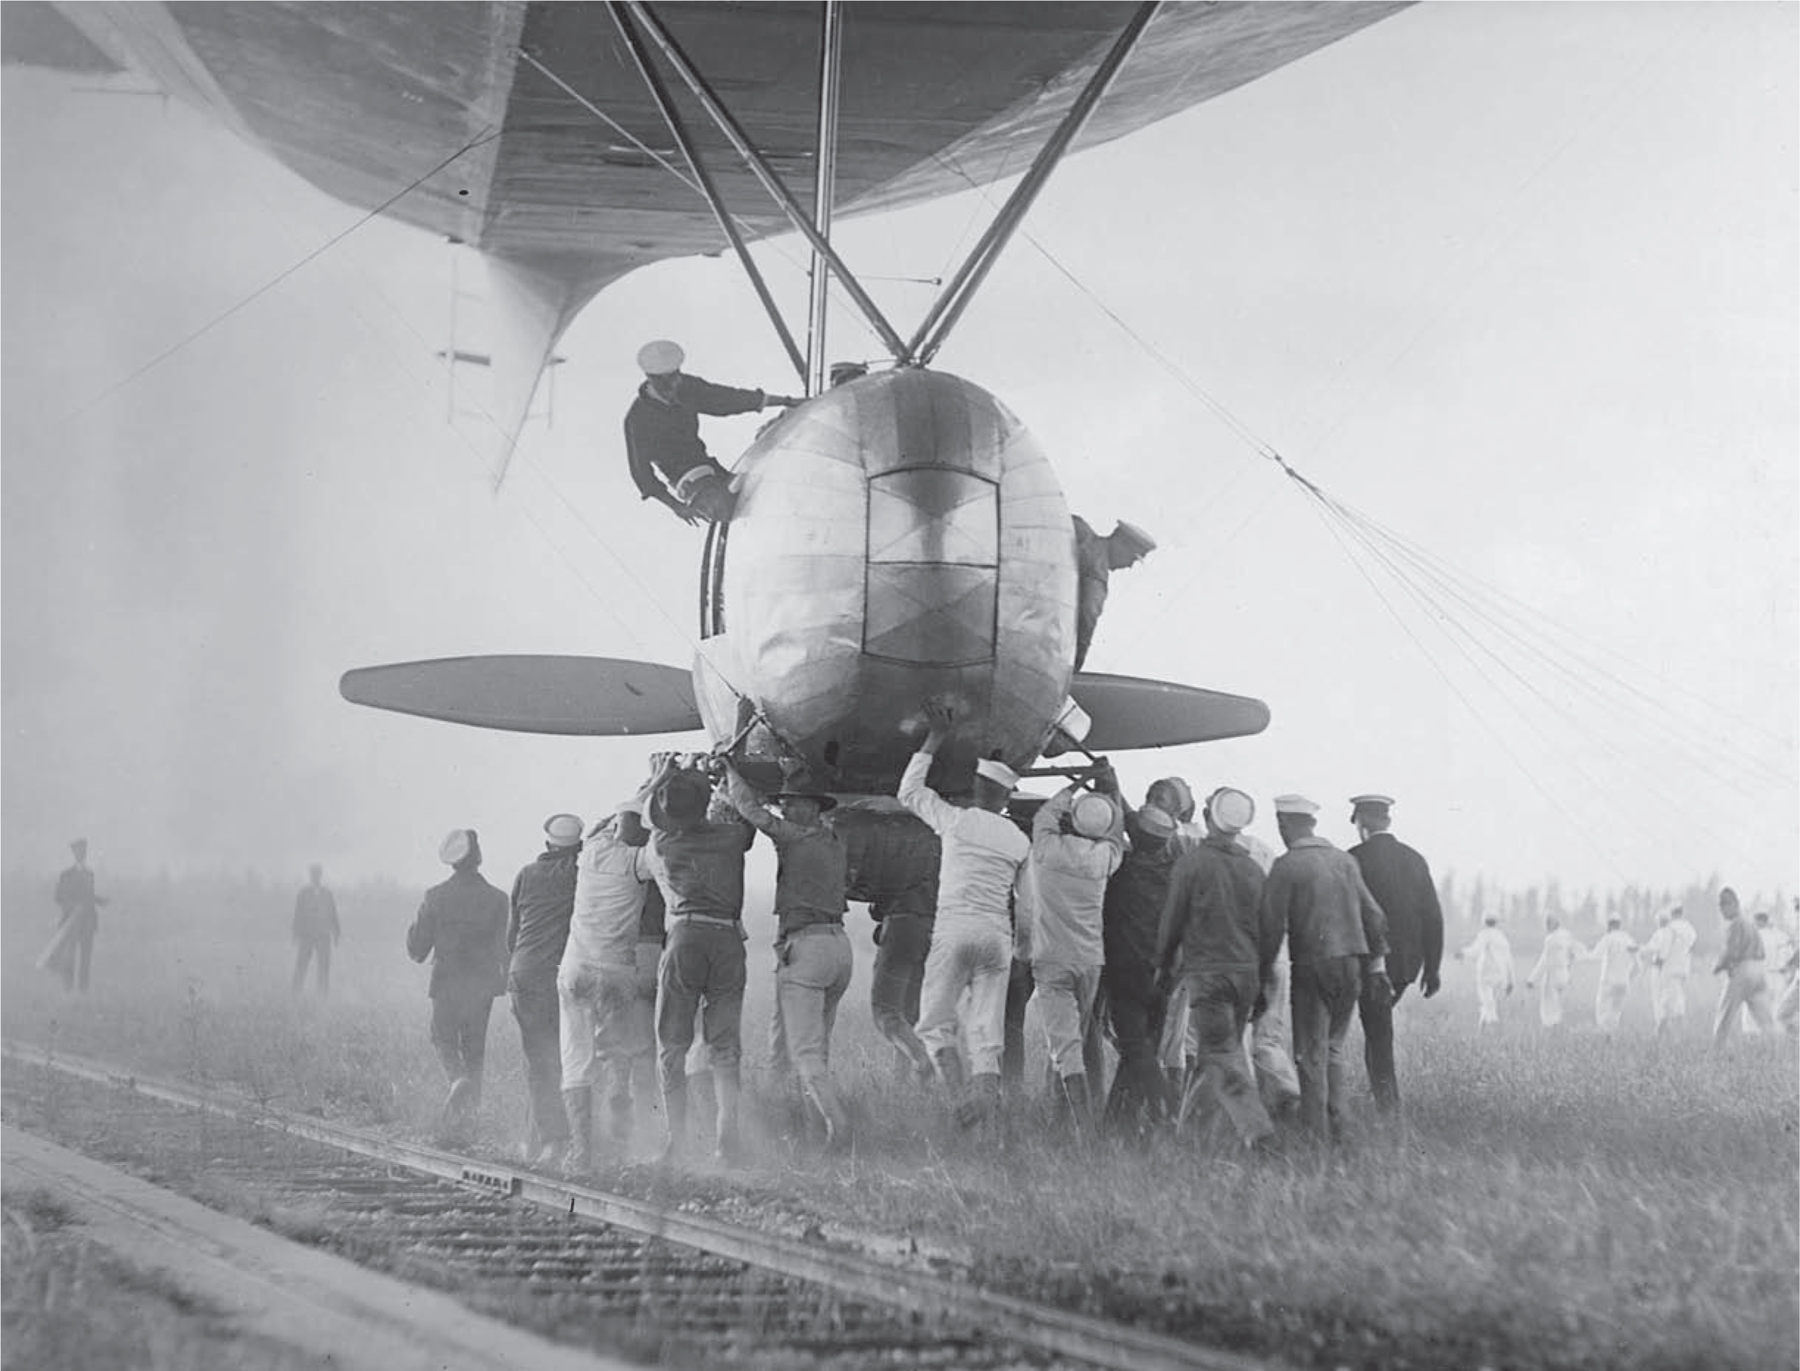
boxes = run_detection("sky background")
[4,3,1795,901]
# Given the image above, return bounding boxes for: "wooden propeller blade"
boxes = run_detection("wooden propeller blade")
[339,655,704,736]
[1070,672,1271,751]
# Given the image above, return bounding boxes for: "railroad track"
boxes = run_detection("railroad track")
[2,1039,1275,1371]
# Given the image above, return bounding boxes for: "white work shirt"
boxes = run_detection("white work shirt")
[562,827,652,970]
[1463,926,1514,987]
[1760,925,1795,976]
[1022,786,1123,968]
[898,749,1029,941]
[1530,928,1585,985]
[1588,928,1639,987]
[1662,917,1697,976]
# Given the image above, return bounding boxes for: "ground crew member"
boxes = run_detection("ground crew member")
[1143,778,1201,1089]
[1155,787,1280,1151]
[1640,908,1697,1032]
[506,813,583,1167]
[901,700,1030,1130]
[1071,516,1156,671]
[291,863,340,997]
[1526,916,1586,1028]
[1712,887,1773,1046]
[1459,915,1515,1028]
[559,761,667,1173]
[1228,821,1300,1121]
[1346,795,1442,1115]
[1585,916,1639,1034]
[624,340,800,526]
[1261,794,1391,1146]
[46,838,106,993]
[1101,803,1182,1132]
[841,810,938,1080]
[1023,771,1125,1131]
[407,829,510,1147]
[646,758,757,1162]
[723,765,855,1152]
[1744,911,1794,1035]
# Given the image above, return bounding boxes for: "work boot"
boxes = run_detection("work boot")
[713,1065,742,1164]
[560,1086,593,1177]
[439,1076,477,1147]
[932,1046,967,1102]
[955,1072,1001,1130]
[1057,1073,1094,1136]
[659,1082,689,1164]
[805,1080,853,1155]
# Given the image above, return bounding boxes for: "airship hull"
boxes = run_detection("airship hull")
[697,369,1075,795]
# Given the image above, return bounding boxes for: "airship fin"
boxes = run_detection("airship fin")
[339,654,704,736]
[1069,671,1270,751]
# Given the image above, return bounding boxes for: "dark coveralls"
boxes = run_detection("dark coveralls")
[52,863,100,993]
[1072,515,1111,672]
[1348,832,1443,1114]
[291,883,340,995]
[508,845,580,1153]
[407,870,509,1133]
[1101,826,1182,1126]
[624,374,765,523]
[840,810,939,1077]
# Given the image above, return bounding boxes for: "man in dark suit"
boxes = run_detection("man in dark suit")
[1346,795,1443,1116]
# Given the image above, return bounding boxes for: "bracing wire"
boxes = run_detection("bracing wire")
[55,126,501,425]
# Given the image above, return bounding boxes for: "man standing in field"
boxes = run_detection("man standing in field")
[407,829,510,1147]
[1711,887,1774,1046]
[1458,915,1515,1029]
[1346,795,1443,1116]
[1743,911,1794,1035]
[291,864,340,997]
[1023,770,1126,1132]
[1261,793,1391,1145]
[646,759,757,1162]
[901,700,1030,1131]
[45,838,106,993]
[1640,908,1698,1033]
[1155,787,1280,1150]
[505,812,584,1167]
[1585,916,1639,1034]
[842,810,939,1082]
[1526,916,1586,1028]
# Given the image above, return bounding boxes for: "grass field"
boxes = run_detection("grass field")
[2,870,1795,1370]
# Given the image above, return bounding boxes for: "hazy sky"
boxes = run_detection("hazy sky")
[4,3,1795,898]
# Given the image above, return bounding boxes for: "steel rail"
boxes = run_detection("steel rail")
[601,5,807,382]
[622,1,911,363]
[804,0,846,396]
[5,1040,1276,1371]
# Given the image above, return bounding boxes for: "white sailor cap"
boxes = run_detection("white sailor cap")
[1206,787,1255,834]
[544,813,584,847]
[1272,794,1320,817]
[974,757,1020,791]
[1349,794,1395,811]
[1136,805,1177,839]
[1071,792,1118,839]
[636,339,685,375]
[438,828,474,865]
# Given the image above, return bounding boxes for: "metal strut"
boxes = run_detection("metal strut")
[805,1,846,396]
[623,0,910,363]
[606,3,806,382]
[904,1,1162,367]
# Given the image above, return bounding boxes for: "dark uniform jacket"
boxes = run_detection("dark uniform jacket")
[1155,833,1279,981]
[407,870,509,999]
[1262,836,1389,967]
[624,374,765,501]
[838,809,939,923]
[292,884,340,943]
[1348,832,1443,992]
[54,864,99,931]
[507,845,580,981]
[1103,836,1183,977]
[649,819,756,923]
